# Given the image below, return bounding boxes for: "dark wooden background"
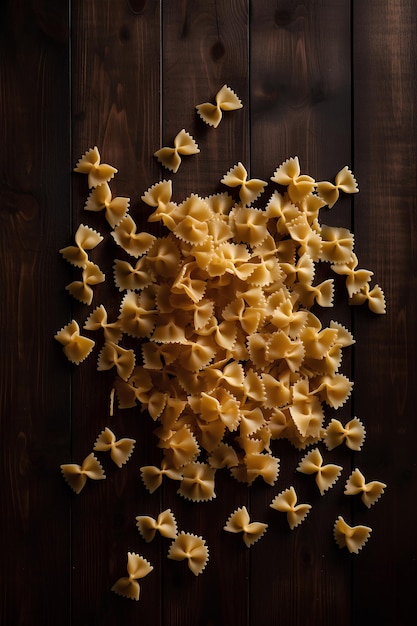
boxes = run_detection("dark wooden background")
[1,1,416,625]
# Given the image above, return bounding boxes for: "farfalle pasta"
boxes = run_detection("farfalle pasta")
[270,486,312,529]
[93,427,136,467]
[296,448,342,495]
[223,505,268,547]
[60,452,105,494]
[333,516,372,554]
[344,468,386,508]
[154,129,200,173]
[196,84,242,128]
[74,146,118,188]
[111,552,153,601]
[167,531,209,576]
[324,417,366,451]
[136,508,178,542]
[84,182,130,227]
[55,320,95,365]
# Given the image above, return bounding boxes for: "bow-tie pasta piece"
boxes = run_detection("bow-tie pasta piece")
[271,156,315,204]
[136,508,178,542]
[331,253,374,298]
[97,341,135,381]
[60,452,105,494]
[316,166,359,208]
[270,486,312,530]
[55,320,95,365]
[232,452,279,487]
[113,257,154,292]
[65,261,105,306]
[196,84,243,128]
[349,283,386,314]
[333,516,372,554]
[74,146,118,188]
[159,425,200,469]
[297,448,342,495]
[59,224,104,267]
[167,532,209,576]
[207,443,239,469]
[111,215,156,258]
[111,552,153,601]
[320,225,354,264]
[344,468,387,508]
[177,462,216,502]
[84,304,123,343]
[93,427,136,468]
[140,460,183,494]
[324,417,366,451]
[154,129,200,173]
[224,506,268,547]
[221,162,267,206]
[84,182,130,227]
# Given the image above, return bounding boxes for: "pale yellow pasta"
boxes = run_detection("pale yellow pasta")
[59,224,104,267]
[177,462,216,502]
[320,225,354,264]
[316,166,359,208]
[223,505,268,547]
[111,214,156,257]
[237,452,279,486]
[349,283,386,314]
[93,427,136,468]
[271,157,315,204]
[140,460,183,494]
[74,146,118,188]
[270,486,312,529]
[160,425,200,469]
[331,253,374,298]
[141,179,173,220]
[60,452,105,494]
[333,516,372,554]
[207,443,239,469]
[111,552,153,601]
[118,290,157,339]
[344,468,386,508]
[167,531,209,576]
[97,341,135,381]
[65,260,105,306]
[84,304,123,343]
[296,448,342,495]
[55,320,95,365]
[310,373,353,409]
[136,508,178,542]
[84,182,129,227]
[154,129,200,173]
[221,162,267,205]
[113,257,154,291]
[196,84,243,128]
[324,417,366,451]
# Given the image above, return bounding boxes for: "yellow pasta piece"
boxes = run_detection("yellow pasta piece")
[65,260,105,306]
[270,486,312,529]
[271,157,315,204]
[97,341,135,381]
[60,452,105,494]
[136,508,178,542]
[84,182,129,227]
[84,304,123,343]
[196,84,243,128]
[140,460,183,494]
[296,448,342,495]
[55,320,95,365]
[331,252,374,298]
[349,283,386,314]
[223,505,268,547]
[93,427,135,468]
[221,162,267,206]
[154,129,200,173]
[167,531,209,576]
[59,223,104,267]
[111,552,153,601]
[344,468,386,508]
[111,214,156,258]
[177,462,216,502]
[316,166,359,208]
[74,146,117,188]
[207,443,239,469]
[333,516,371,554]
[113,257,154,291]
[159,425,200,469]
[324,417,366,451]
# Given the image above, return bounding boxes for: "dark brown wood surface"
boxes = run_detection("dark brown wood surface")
[1,1,416,625]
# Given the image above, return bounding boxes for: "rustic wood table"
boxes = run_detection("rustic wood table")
[1,1,416,625]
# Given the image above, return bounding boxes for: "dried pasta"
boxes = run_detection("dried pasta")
[296,448,342,495]
[74,146,117,189]
[136,508,178,542]
[333,516,372,554]
[324,417,366,451]
[221,162,267,205]
[167,531,209,576]
[111,552,153,601]
[84,182,130,227]
[60,453,105,494]
[93,427,136,467]
[196,84,243,128]
[154,129,200,173]
[54,320,95,365]
[270,486,312,529]
[344,468,386,508]
[224,505,268,547]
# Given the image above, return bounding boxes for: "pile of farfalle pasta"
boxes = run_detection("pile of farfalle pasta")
[57,85,387,599]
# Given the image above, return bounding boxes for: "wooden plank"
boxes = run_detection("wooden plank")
[352,1,417,623]
[249,2,353,624]
[69,2,162,624]
[0,1,71,624]
[160,2,250,625]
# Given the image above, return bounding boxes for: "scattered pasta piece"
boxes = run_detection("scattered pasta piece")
[167,531,209,576]
[93,427,136,467]
[154,129,200,173]
[270,486,312,529]
[333,516,372,554]
[111,552,153,601]
[350,283,386,314]
[177,462,216,502]
[140,460,183,494]
[221,162,267,205]
[54,320,95,365]
[84,305,123,343]
[136,508,178,542]
[60,453,105,494]
[65,260,105,306]
[74,146,117,188]
[344,468,386,508]
[316,166,359,208]
[97,341,135,381]
[112,215,156,257]
[224,505,268,547]
[196,84,243,128]
[324,417,366,451]
[59,224,104,267]
[296,448,342,495]
[84,182,129,227]
[271,157,315,204]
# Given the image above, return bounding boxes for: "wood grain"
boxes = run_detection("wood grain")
[1,1,416,624]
